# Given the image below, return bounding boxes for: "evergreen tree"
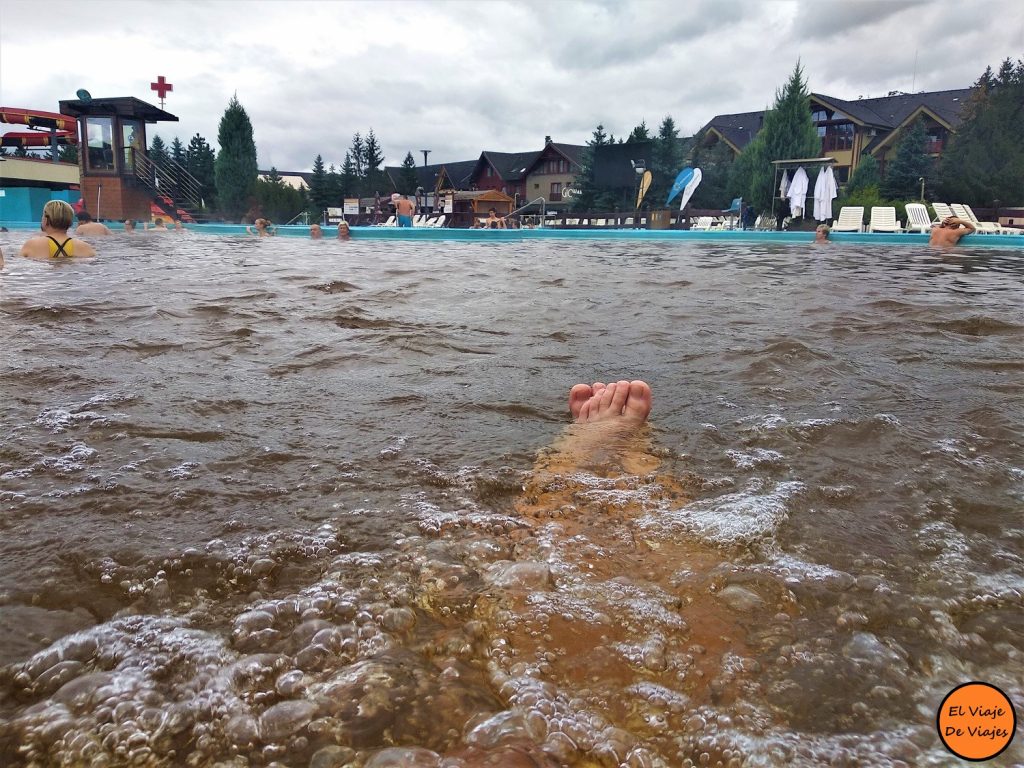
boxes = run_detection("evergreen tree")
[399,152,419,195]
[149,134,168,164]
[186,133,216,210]
[214,95,259,221]
[308,154,330,215]
[58,143,79,164]
[627,121,650,143]
[729,61,820,213]
[570,123,608,212]
[939,56,1024,207]
[688,139,734,209]
[650,116,683,206]
[326,164,342,206]
[844,153,881,195]
[170,137,186,166]
[363,129,386,196]
[340,151,357,199]
[349,132,365,190]
[881,118,929,199]
[255,167,306,224]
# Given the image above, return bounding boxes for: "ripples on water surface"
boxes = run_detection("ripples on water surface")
[0,233,1022,767]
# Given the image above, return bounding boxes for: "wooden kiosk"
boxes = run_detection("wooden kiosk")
[452,190,514,228]
[59,96,179,221]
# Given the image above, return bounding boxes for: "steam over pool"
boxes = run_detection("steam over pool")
[1,233,1022,766]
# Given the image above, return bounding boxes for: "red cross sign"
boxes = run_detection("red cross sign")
[150,76,173,108]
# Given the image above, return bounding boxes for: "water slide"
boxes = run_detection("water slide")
[0,106,78,147]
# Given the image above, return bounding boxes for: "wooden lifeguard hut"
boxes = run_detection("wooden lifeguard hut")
[59,96,199,221]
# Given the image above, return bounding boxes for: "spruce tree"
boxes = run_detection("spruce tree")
[940,57,1024,207]
[308,154,329,215]
[650,116,683,206]
[340,152,357,199]
[326,164,342,206]
[214,95,259,221]
[349,133,365,192]
[570,123,608,212]
[845,153,880,195]
[186,133,216,210]
[363,129,385,196]
[399,152,419,195]
[730,61,821,213]
[881,118,929,200]
[149,134,168,164]
[688,140,734,209]
[627,121,650,143]
[170,137,186,166]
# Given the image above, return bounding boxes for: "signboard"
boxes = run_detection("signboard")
[562,187,580,199]
[343,198,359,216]
[326,207,344,224]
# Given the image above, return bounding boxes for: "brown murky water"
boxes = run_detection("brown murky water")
[1,233,1022,767]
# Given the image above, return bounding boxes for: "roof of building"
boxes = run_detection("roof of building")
[382,159,479,192]
[59,97,178,122]
[700,87,974,152]
[478,150,541,181]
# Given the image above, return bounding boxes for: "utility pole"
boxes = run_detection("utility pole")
[420,149,431,167]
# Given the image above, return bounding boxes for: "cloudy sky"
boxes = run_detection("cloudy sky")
[2,0,1021,171]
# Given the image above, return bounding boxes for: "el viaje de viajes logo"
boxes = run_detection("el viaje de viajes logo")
[937,681,1017,761]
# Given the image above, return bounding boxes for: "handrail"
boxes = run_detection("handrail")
[132,149,203,211]
[285,211,309,225]
[508,196,547,227]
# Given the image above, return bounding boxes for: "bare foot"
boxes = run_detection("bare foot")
[572,380,652,424]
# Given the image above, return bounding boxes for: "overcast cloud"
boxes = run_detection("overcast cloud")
[1,0,1021,171]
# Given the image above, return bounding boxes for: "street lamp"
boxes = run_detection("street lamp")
[420,150,431,167]
[631,159,646,229]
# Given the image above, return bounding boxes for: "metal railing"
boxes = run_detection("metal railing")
[132,150,204,212]
[508,196,546,224]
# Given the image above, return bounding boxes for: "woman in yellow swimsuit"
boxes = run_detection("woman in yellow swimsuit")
[20,200,97,260]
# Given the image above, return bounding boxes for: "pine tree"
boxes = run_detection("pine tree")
[688,139,734,209]
[363,129,385,196]
[650,116,683,206]
[881,118,929,199]
[570,123,608,212]
[845,153,881,195]
[326,164,342,206]
[308,154,329,215]
[150,134,168,164]
[186,133,216,210]
[340,152,357,199]
[939,56,1024,207]
[730,61,821,213]
[170,137,186,166]
[214,95,259,221]
[349,133,365,183]
[627,121,650,143]
[399,152,418,195]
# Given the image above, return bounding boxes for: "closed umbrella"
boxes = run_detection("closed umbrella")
[787,167,809,218]
[677,168,703,212]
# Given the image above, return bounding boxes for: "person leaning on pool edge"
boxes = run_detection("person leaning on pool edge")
[20,200,97,260]
[929,215,975,247]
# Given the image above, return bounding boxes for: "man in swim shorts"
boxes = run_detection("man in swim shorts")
[929,215,976,247]
[75,211,111,236]
[395,195,415,227]
[20,200,97,260]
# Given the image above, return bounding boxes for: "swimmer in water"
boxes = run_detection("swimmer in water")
[151,217,169,231]
[247,218,275,237]
[814,224,831,243]
[20,200,97,260]
[310,224,323,239]
[929,215,975,247]
[337,221,351,241]
[75,211,112,236]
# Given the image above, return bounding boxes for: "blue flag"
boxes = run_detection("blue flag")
[666,167,695,206]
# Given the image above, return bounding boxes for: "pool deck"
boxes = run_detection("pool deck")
[4,221,1023,248]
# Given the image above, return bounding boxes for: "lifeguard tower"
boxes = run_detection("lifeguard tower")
[59,96,202,221]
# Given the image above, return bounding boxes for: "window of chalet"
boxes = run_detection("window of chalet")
[550,182,562,201]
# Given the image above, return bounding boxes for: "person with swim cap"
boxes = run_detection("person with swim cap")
[337,220,351,241]
[20,200,97,260]
[75,211,111,236]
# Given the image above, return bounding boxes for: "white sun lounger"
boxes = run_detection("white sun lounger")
[832,206,864,232]
[868,206,900,233]
[931,202,954,223]
[951,203,1004,234]
[904,203,933,233]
